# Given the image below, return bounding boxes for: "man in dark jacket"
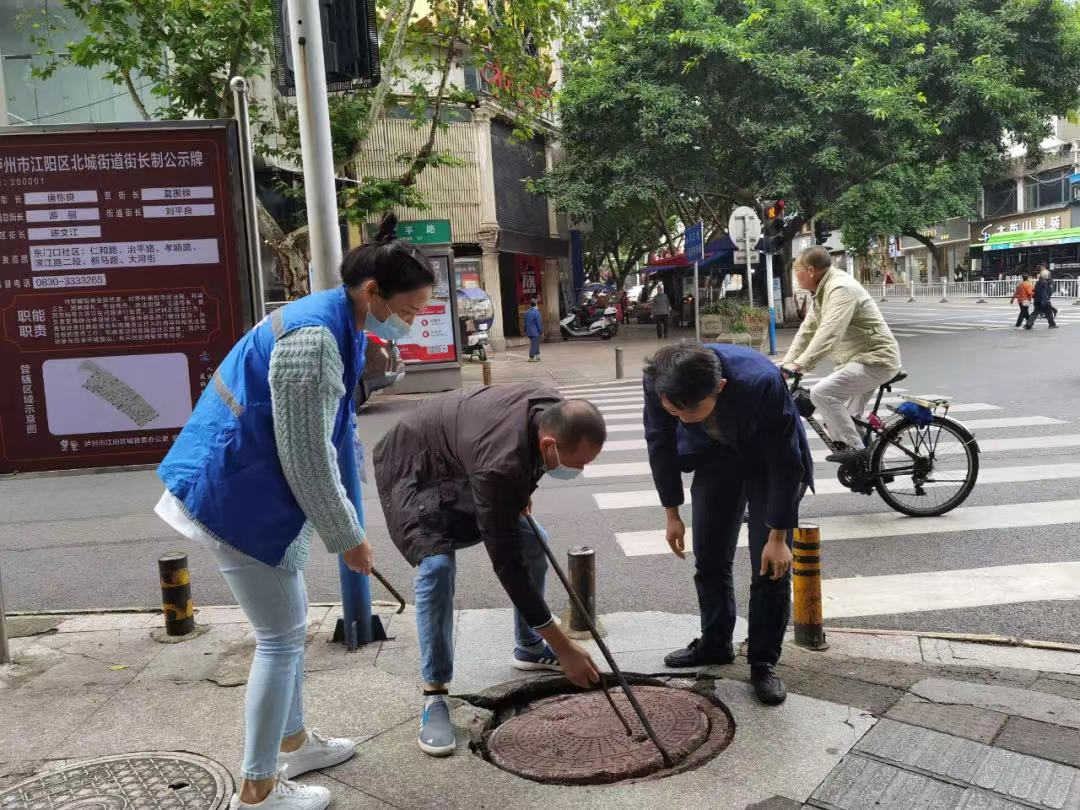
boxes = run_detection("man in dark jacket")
[643,341,814,705]
[1026,268,1058,329]
[373,384,606,756]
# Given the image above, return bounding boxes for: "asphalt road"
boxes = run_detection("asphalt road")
[3,300,1079,646]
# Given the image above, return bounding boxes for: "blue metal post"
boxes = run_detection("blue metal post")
[765,252,778,356]
[768,307,777,356]
[335,423,375,649]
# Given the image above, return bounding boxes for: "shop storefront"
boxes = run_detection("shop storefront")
[969,208,1080,279]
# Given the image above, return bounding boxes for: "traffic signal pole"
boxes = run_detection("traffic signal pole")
[765,252,777,356]
[744,222,754,309]
[285,0,376,646]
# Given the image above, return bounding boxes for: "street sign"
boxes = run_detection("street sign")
[734,250,759,265]
[684,222,704,263]
[728,206,762,245]
[366,218,451,245]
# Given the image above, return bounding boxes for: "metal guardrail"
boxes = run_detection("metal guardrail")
[864,278,1079,301]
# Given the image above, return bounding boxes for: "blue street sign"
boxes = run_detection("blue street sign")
[685,222,704,263]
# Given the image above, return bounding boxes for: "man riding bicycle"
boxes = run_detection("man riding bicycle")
[781,246,901,464]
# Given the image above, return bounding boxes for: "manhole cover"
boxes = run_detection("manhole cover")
[0,752,233,809]
[487,685,729,784]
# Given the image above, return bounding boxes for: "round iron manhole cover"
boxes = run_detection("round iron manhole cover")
[0,752,233,810]
[487,686,728,784]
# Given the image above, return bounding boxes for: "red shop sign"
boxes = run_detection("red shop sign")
[0,121,253,473]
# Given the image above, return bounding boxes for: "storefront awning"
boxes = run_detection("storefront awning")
[643,235,747,274]
[975,227,1080,251]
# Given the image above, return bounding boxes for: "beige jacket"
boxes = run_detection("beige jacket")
[783,268,901,372]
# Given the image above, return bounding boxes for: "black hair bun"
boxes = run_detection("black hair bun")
[376,212,398,243]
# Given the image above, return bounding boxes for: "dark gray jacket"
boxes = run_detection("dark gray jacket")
[373,383,561,627]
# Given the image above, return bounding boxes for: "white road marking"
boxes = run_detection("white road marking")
[822,562,1080,618]
[593,462,1080,508]
[613,498,1080,556]
[558,380,643,393]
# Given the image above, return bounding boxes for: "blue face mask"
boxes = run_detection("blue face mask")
[364,294,413,341]
[544,443,583,481]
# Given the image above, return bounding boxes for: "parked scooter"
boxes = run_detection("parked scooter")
[560,305,619,340]
[457,287,494,361]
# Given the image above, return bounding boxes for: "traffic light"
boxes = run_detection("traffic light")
[814,218,833,246]
[761,199,785,252]
[274,0,381,96]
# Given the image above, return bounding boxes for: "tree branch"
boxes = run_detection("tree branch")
[122,69,152,121]
[364,0,416,138]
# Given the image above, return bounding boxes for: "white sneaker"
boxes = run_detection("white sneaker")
[278,728,357,778]
[229,766,331,809]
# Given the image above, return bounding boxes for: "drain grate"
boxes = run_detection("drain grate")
[486,685,731,785]
[0,752,233,809]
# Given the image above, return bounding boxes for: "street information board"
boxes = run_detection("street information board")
[0,122,252,473]
[397,254,458,364]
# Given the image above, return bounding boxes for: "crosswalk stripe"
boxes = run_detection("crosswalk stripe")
[593,462,1080,508]
[584,461,652,478]
[602,412,643,423]
[613,498,1080,556]
[561,385,642,398]
[822,562,1080,618]
[558,380,642,393]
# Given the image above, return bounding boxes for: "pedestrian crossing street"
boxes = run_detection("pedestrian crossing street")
[557,376,1080,623]
[879,302,1079,339]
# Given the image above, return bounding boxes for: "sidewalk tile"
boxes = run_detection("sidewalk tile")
[134,622,252,684]
[884,694,1005,744]
[783,670,904,715]
[995,717,1080,769]
[811,756,968,809]
[299,773,397,808]
[781,649,927,691]
[191,606,248,625]
[920,638,1080,676]
[300,667,419,743]
[55,613,157,633]
[909,677,1080,730]
[0,761,42,792]
[30,629,162,688]
[0,686,119,760]
[1033,676,1080,702]
[809,631,923,663]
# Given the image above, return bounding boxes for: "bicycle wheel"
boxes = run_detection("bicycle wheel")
[871,415,979,517]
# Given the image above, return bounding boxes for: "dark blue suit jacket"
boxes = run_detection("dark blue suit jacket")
[643,344,814,529]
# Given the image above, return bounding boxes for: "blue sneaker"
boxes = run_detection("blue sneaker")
[418,696,456,757]
[512,643,561,672]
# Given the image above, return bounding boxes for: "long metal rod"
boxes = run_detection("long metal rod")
[370,566,406,614]
[598,679,634,736]
[0,564,9,665]
[524,514,674,768]
[230,76,265,321]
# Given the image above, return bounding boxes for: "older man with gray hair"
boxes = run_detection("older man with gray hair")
[782,246,901,463]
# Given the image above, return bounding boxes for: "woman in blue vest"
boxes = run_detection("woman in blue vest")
[155,214,434,810]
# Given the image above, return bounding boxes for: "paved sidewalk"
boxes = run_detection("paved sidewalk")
[3,606,1080,808]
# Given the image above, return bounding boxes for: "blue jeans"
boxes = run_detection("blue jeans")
[415,516,548,685]
[208,540,308,780]
[529,335,541,358]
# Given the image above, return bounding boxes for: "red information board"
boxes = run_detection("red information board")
[397,255,458,364]
[0,121,252,474]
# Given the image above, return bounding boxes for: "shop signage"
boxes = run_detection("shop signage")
[366,218,451,245]
[979,214,1064,241]
[0,122,251,474]
[397,255,456,364]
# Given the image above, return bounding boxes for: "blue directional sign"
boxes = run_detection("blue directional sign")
[685,222,704,263]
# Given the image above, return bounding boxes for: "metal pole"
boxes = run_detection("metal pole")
[230,77,266,320]
[792,525,828,650]
[977,278,987,304]
[765,252,777,356]
[158,553,196,636]
[693,260,701,342]
[523,514,674,768]
[567,546,596,632]
[0,564,10,665]
[482,360,493,386]
[614,347,624,379]
[287,0,343,291]
[744,223,754,308]
[908,276,916,303]
[940,276,950,304]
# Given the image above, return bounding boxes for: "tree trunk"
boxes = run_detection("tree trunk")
[903,231,942,282]
[257,200,310,300]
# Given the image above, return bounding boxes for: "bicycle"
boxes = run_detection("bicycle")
[787,370,980,517]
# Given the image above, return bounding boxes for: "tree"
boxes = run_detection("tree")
[542,0,1080,311]
[28,0,569,298]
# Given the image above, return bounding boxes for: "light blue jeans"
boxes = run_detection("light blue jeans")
[416,516,548,685]
[208,540,308,781]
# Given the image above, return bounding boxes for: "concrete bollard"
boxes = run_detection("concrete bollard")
[482,360,493,386]
[792,525,828,651]
[976,279,988,304]
[158,553,196,637]
[940,279,950,304]
[908,280,916,303]
[0,564,9,665]
[615,347,624,380]
[567,546,597,632]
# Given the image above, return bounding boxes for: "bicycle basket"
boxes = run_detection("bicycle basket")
[792,388,815,418]
[895,400,934,426]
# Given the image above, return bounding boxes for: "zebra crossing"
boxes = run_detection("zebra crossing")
[878,302,1079,339]
[559,376,1080,623]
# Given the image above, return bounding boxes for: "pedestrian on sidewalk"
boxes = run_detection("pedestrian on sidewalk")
[1010,275,1035,328]
[373,386,606,757]
[652,288,672,338]
[155,213,435,810]
[1026,267,1059,329]
[524,298,543,362]
[781,246,902,464]
[643,341,814,705]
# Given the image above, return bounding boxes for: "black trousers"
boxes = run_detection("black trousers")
[1015,303,1029,327]
[690,463,800,666]
[1026,304,1057,328]
[655,314,670,338]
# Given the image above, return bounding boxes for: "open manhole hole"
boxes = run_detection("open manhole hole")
[470,678,734,785]
[0,752,233,809]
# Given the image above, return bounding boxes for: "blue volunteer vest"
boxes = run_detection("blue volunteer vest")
[158,286,367,566]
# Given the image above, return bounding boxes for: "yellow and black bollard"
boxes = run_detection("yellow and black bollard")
[792,524,828,650]
[159,552,196,636]
[482,360,493,386]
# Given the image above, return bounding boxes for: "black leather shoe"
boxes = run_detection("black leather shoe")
[750,664,787,705]
[664,637,735,668]
[825,443,869,464]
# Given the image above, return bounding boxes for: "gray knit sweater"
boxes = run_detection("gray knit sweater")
[266,326,366,569]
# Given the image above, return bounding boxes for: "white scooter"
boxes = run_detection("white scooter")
[560,306,619,340]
